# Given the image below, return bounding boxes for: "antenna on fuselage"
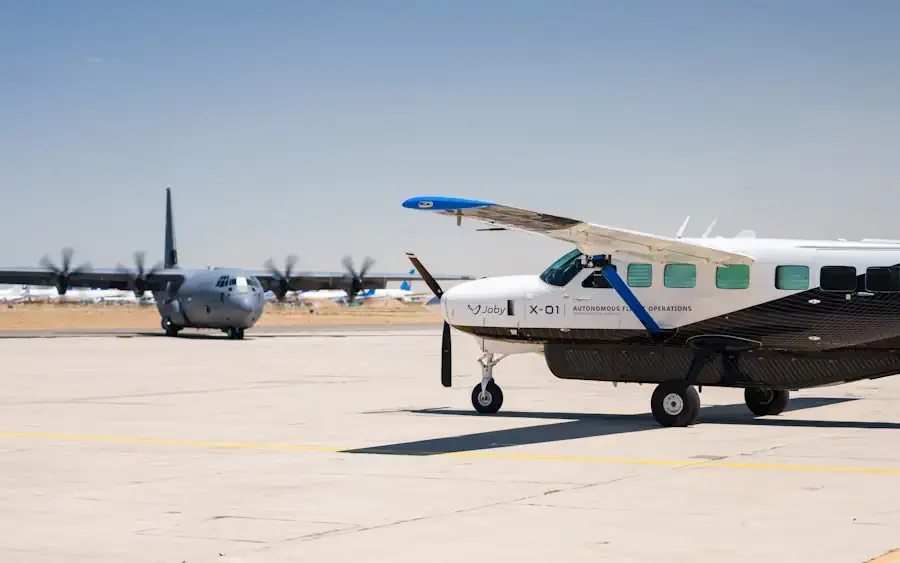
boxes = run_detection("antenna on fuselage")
[675,216,691,239]
[701,218,717,238]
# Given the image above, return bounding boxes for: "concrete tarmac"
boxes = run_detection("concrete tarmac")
[1,327,899,562]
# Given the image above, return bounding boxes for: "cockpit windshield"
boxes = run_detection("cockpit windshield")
[539,249,585,287]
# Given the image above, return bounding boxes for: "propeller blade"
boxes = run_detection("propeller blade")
[341,255,355,277]
[441,321,452,387]
[284,254,298,276]
[359,256,374,278]
[61,247,74,271]
[405,253,443,298]
[39,255,56,272]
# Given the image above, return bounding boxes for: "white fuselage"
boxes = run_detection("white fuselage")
[440,237,900,343]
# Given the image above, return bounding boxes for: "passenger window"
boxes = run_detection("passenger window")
[716,264,750,289]
[627,264,652,287]
[820,266,857,291]
[865,267,900,292]
[664,263,696,288]
[775,265,809,290]
[581,265,616,288]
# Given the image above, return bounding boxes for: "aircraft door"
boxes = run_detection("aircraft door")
[565,268,623,330]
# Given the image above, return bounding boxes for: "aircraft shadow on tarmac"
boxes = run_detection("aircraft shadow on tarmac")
[344,397,900,457]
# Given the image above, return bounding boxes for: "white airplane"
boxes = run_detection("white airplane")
[0,285,26,303]
[402,195,900,428]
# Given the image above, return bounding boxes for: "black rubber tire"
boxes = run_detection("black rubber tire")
[744,388,790,416]
[162,317,180,337]
[471,380,503,414]
[651,380,701,427]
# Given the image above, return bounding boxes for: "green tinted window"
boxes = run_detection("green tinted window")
[627,264,652,287]
[775,265,809,290]
[664,263,696,288]
[716,264,750,289]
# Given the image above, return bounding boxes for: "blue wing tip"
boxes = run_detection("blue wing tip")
[402,196,495,211]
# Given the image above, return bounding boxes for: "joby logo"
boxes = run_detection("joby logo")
[418,201,434,209]
[468,304,506,315]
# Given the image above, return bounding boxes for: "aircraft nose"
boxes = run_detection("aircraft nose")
[233,294,255,313]
[442,275,550,323]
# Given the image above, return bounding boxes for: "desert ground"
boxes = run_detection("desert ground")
[0,300,443,332]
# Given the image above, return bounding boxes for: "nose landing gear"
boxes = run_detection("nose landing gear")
[470,352,507,414]
[224,327,245,340]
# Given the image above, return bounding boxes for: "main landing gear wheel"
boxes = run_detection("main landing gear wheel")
[744,388,790,416]
[161,317,181,337]
[651,380,701,427]
[471,380,503,414]
[226,327,245,340]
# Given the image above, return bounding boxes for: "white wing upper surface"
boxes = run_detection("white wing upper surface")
[402,196,754,265]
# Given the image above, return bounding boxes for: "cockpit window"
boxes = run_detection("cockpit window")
[539,249,585,287]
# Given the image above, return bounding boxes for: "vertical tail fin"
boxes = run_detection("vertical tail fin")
[164,187,178,268]
[400,268,415,291]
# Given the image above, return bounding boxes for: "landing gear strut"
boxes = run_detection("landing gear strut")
[225,327,245,340]
[471,352,506,414]
[649,335,763,428]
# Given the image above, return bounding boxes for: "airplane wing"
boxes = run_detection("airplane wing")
[0,267,184,292]
[248,269,476,294]
[402,196,754,265]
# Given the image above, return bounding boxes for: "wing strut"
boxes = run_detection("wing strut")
[593,255,666,340]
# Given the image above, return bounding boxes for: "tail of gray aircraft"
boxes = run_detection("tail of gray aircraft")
[164,187,178,268]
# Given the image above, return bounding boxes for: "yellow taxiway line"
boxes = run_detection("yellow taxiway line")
[1,430,900,475]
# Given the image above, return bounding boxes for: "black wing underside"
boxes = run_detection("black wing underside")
[0,267,183,293]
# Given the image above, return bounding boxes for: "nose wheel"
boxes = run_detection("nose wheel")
[472,380,503,414]
[225,327,245,340]
[470,352,507,414]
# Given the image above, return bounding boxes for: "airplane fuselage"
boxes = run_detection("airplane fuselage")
[154,267,266,335]
[441,237,900,390]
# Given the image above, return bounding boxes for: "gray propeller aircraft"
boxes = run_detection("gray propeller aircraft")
[0,189,474,339]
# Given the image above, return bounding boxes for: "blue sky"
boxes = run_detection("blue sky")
[1,1,898,283]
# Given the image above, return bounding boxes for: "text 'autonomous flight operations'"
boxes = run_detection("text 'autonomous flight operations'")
[0,189,474,339]
[403,196,900,428]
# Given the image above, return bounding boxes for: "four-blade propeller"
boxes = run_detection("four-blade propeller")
[341,255,374,305]
[406,252,451,388]
[117,251,164,297]
[264,255,299,301]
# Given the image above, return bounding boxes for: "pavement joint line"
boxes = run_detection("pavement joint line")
[2,430,900,475]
